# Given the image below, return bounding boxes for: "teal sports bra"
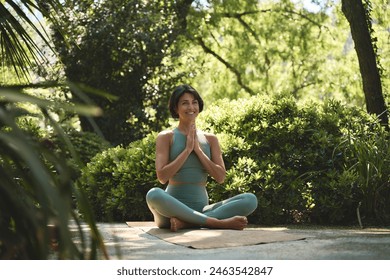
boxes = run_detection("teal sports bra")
[169,128,211,185]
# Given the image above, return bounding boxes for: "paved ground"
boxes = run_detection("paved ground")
[90,223,390,260]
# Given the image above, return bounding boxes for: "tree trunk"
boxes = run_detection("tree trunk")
[341,0,388,127]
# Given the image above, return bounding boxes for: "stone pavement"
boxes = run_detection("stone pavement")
[91,223,390,260]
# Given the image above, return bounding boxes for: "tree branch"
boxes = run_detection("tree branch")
[221,10,270,43]
[220,8,334,40]
[197,37,255,96]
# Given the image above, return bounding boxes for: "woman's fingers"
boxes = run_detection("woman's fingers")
[186,122,197,152]
[186,129,194,151]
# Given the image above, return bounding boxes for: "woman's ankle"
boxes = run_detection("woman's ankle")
[170,217,197,232]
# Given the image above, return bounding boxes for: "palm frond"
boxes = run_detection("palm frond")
[0,0,63,81]
[0,85,108,259]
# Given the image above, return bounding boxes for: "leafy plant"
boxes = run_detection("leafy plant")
[79,133,158,222]
[0,0,63,80]
[50,0,192,145]
[0,86,108,259]
[335,120,390,225]
[200,96,388,225]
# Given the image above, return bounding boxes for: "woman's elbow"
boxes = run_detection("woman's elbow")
[158,178,168,184]
[156,171,168,185]
[216,173,226,184]
[157,176,168,184]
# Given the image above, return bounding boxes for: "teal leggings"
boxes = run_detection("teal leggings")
[146,187,258,228]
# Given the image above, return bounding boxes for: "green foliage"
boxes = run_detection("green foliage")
[25,0,387,227]
[0,0,63,81]
[0,87,108,259]
[52,0,192,145]
[181,1,346,101]
[48,129,111,178]
[54,130,110,164]
[79,133,158,222]
[199,96,389,225]
[335,121,390,224]
[9,94,111,179]
[171,0,389,112]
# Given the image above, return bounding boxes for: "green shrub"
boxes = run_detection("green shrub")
[56,130,111,164]
[334,122,390,225]
[79,133,158,221]
[14,116,111,179]
[200,96,388,225]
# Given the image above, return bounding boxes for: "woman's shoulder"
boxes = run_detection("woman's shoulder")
[156,129,174,143]
[157,129,174,138]
[158,129,174,137]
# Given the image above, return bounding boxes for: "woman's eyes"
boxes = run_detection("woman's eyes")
[181,101,198,105]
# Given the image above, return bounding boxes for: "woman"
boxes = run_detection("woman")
[146,84,258,232]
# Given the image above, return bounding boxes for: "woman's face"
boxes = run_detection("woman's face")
[176,92,200,121]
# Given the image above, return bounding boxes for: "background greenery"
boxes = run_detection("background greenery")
[28,0,390,144]
[1,0,389,259]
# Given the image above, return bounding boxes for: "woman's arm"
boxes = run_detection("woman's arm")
[194,132,226,184]
[155,130,193,184]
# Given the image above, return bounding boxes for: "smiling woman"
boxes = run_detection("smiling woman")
[168,84,204,119]
[146,84,258,232]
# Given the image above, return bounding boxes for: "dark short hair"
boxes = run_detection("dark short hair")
[169,84,204,118]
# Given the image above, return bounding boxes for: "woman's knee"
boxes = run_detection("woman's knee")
[146,187,165,204]
[244,193,258,213]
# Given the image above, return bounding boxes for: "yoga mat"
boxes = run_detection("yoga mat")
[126,222,307,249]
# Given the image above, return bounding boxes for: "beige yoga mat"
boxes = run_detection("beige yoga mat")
[126,222,307,249]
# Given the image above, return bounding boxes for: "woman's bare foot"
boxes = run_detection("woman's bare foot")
[170,217,195,232]
[170,216,248,232]
[206,216,248,230]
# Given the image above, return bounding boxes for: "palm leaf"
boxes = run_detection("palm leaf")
[0,0,63,80]
[0,88,104,116]
[0,88,109,259]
